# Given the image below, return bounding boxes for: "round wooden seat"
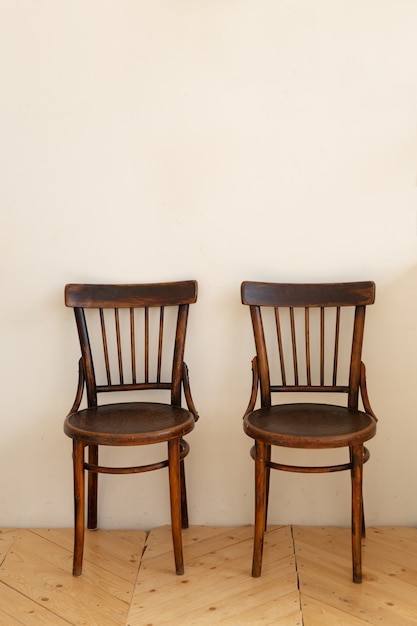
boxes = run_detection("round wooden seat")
[65,402,195,446]
[244,403,376,449]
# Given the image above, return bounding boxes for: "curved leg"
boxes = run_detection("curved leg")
[252,440,267,577]
[87,444,98,530]
[351,443,364,583]
[72,439,85,576]
[168,438,184,575]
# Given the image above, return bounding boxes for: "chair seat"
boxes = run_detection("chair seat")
[64,402,195,446]
[244,403,376,449]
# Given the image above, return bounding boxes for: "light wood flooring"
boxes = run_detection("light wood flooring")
[0,525,416,625]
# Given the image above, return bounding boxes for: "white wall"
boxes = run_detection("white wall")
[1,1,417,530]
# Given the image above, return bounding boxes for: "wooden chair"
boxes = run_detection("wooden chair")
[64,281,199,576]
[241,281,377,583]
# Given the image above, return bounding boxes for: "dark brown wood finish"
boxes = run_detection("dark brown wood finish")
[241,281,377,584]
[64,281,199,576]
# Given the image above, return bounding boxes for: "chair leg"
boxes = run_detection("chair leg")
[72,439,85,576]
[168,438,184,575]
[350,446,366,539]
[180,459,189,529]
[361,498,366,539]
[87,445,98,530]
[351,443,364,584]
[264,444,271,532]
[252,440,267,578]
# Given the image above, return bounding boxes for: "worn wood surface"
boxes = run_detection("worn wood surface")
[0,526,416,624]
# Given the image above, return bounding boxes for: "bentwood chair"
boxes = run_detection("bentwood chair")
[64,281,199,576]
[241,281,377,583]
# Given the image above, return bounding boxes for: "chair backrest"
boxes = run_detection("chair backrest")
[241,281,375,409]
[65,281,198,408]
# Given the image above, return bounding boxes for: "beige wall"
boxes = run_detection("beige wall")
[1,1,417,529]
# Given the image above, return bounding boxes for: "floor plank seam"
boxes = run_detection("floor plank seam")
[129,529,150,602]
[140,530,150,562]
[291,525,305,626]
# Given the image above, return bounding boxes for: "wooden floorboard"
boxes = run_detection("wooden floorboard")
[129,525,300,625]
[295,526,417,626]
[0,526,416,624]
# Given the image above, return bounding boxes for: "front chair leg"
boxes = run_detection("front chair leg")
[72,440,85,576]
[252,440,267,578]
[351,443,364,583]
[168,438,184,575]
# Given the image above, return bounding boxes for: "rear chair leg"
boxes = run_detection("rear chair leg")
[180,459,189,529]
[264,444,271,532]
[87,444,98,530]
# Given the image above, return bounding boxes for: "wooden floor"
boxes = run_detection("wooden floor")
[0,525,416,625]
